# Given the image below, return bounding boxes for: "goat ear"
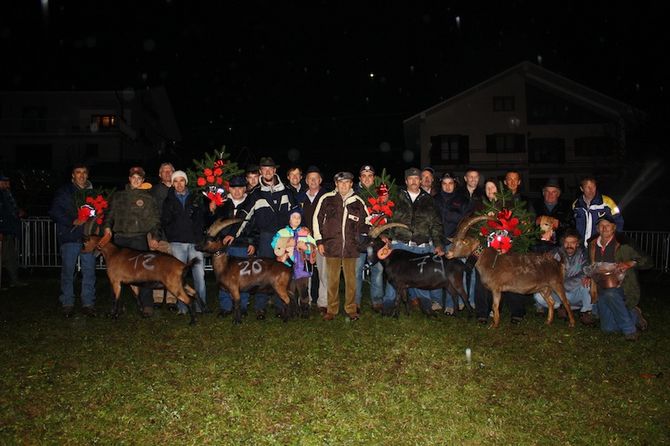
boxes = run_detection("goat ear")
[377,245,392,260]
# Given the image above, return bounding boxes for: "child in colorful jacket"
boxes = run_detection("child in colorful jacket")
[271,207,317,317]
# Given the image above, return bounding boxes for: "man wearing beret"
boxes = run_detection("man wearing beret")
[382,167,445,317]
[313,171,370,321]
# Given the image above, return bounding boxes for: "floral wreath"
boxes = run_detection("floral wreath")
[366,183,395,226]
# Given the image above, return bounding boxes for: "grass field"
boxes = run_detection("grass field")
[1,270,669,445]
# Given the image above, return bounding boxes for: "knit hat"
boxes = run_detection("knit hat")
[171,170,188,184]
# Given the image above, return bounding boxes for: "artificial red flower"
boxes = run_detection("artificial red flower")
[78,206,92,221]
[216,176,223,185]
[213,167,223,177]
[206,191,225,207]
[214,159,225,168]
[204,168,213,176]
[480,226,490,236]
[197,177,206,187]
[206,175,215,183]
[223,180,229,192]
[490,234,512,254]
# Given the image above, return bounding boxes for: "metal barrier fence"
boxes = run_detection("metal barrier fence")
[15,217,670,273]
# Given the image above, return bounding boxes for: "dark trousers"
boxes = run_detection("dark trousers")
[504,292,527,318]
[112,234,154,310]
[474,269,492,319]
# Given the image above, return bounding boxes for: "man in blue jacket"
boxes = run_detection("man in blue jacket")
[49,164,97,317]
[573,176,623,247]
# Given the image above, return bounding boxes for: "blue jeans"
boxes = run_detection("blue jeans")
[596,287,638,335]
[170,242,207,313]
[355,252,384,306]
[382,242,441,312]
[218,246,250,311]
[533,285,593,312]
[444,257,476,310]
[59,242,96,308]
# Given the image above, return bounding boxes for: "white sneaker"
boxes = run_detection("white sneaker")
[431,302,443,311]
[444,307,455,315]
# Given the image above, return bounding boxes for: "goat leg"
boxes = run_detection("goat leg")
[553,285,576,328]
[540,289,555,325]
[231,290,242,325]
[110,281,122,319]
[491,290,502,328]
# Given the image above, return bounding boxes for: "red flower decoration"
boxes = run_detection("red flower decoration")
[197,177,206,187]
[216,176,223,185]
[206,191,225,207]
[78,206,93,221]
[490,233,512,254]
[206,175,215,183]
[213,167,223,177]
[204,168,213,176]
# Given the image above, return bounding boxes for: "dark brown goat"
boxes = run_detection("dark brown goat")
[196,218,293,324]
[363,223,471,317]
[446,215,575,328]
[82,232,201,325]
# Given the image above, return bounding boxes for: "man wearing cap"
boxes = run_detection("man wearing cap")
[421,167,438,196]
[49,163,96,316]
[587,216,651,340]
[382,167,446,316]
[573,176,623,248]
[214,175,256,317]
[533,177,573,241]
[313,171,370,321]
[234,156,292,319]
[161,170,207,315]
[353,165,385,312]
[104,166,161,318]
[295,165,329,311]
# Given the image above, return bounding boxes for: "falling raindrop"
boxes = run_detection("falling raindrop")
[369,72,375,78]
[455,16,461,29]
[635,83,640,91]
[409,65,415,73]
[537,54,543,65]
[365,97,370,103]
[402,150,414,163]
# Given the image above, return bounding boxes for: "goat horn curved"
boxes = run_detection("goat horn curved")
[454,215,493,239]
[207,218,242,237]
[369,223,408,239]
[83,220,95,236]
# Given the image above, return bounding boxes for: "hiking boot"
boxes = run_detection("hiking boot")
[633,306,648,331]
[142,306,154,318]
[81,306,97,318]
[579,311,595,326]
[624,331,640,341]
[63,306,74,318]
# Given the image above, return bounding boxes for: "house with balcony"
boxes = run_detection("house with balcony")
[0,87,180,185]
[404,61,643,196]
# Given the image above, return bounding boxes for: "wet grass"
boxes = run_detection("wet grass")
[1,271,669,445]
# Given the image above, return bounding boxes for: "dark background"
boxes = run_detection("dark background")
[2,1,669,227]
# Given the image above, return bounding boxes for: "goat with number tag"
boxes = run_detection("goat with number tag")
[196,218,293,324]
[81,229,202,325]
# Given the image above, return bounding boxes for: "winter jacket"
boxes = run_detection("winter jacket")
[49,181,93,245]
[212,193,256,249]
[550,246,588,292]
[236,175,292,239]
[434,189,467,239]
[313,190,370,258]
[573,192,623,244]
[461,187,484,217]
[160,188,206,244]
[387,189,445,248]
[151,182,171,213]
[104,184,160,238]
[588,234,652,308]
[295,187,328,234]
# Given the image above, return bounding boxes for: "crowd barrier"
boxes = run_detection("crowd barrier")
[15,217,670,273]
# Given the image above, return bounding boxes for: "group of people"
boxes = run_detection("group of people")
[47,159,651,340]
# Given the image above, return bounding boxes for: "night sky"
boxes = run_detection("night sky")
[3,1,668,173]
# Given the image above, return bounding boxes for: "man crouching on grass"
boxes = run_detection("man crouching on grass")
[587,216,652,340]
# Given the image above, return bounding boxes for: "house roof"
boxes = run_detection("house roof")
[403,61,642,124]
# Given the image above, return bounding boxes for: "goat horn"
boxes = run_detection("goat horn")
[454,215,493,239]
[83,220,96,236]
[369,223,408,239]
[207,218,242,236]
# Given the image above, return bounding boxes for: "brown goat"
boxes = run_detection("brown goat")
[196,218,293,324]
[82,232,201,325]
[446,215,575,328]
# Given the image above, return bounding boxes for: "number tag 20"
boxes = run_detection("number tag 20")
[239,259,263,276]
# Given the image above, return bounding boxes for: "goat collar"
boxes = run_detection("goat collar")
[472,245,484,258]
[213,249,228,257]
